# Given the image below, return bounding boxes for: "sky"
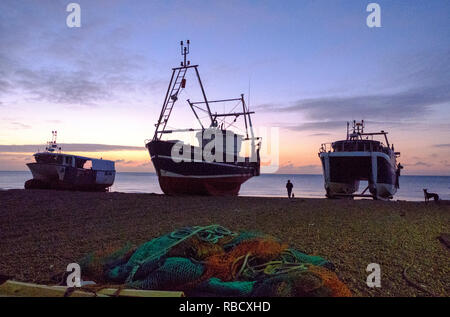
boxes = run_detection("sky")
[0,0,449,175]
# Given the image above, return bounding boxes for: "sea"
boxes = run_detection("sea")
[0,171,449,201]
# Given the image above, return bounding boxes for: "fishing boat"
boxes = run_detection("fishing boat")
[145,41,261,195]
[318,121,403,200]
[25,131,115,191]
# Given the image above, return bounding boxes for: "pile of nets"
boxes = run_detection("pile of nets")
[81,225,351,297]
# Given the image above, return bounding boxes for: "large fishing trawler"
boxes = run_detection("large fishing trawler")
[145,41,261,195]
[25,131,115,191]
[319,121,403,200]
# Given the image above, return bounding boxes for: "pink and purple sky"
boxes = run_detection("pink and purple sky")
[0,0,449,175]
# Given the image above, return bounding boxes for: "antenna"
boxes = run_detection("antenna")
[46,130,58,152]
[52,130,57,144]
[180,40,190,67]
[247,75,251,112]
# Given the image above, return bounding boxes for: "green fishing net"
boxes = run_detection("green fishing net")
[81,225,351,296]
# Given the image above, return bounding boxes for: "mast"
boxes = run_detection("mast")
[348,120,391,148]
[151,41,259,152]
[153,40,215,140]
[46,131,61,153]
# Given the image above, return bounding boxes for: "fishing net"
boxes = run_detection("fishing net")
[79,242,136,284]
[81,225,351,297]
[128,257,205,291]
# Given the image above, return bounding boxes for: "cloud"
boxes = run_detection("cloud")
[258,84,450,122]
[10,121,31,129]
[116,159,137,165]
[440,160,450,167]
[13,69,111,105]
[0,153,30,160]
[0,54,167,107]
[283,121,346,132]
[433,144,450,148]
[308,133,332,137]
[276,163,322,174]
[409,161,433,167]
[0,143,144,153]
[3,66,139,106]
[0,79,9,93]
[0,2,166,107]
[46,119,62,124]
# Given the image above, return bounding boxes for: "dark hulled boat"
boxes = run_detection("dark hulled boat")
[145,41,260,195]
[318,121,403,200]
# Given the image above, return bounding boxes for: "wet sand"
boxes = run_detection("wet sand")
[0,189,449,296]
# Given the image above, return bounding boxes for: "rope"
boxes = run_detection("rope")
[126,225,234,283]
[402,266,435,296]
[231,253,252,280]
[230,252,310,280]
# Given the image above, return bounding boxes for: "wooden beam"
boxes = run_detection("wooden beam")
[0,280,184,297]
[0,280,102,297]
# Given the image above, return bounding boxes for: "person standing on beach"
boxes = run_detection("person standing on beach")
[286,180,293,198]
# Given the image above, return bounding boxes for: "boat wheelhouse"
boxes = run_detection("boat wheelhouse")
[25,131,115,191]
[318,121,402,200]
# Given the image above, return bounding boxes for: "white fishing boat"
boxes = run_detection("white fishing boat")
[319,121,403,200]
[25,131,115,191]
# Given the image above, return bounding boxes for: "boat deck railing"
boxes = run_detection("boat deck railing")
[319,142,393,155]
[319,143,332,153]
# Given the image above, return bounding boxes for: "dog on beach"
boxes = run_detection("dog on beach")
[423,189,439,202]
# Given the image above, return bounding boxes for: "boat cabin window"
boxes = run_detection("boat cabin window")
[332,140,383,152]
[84,160,92,169]
[75,158,87,169]
[64,156,73,166]
[35,154,63,164]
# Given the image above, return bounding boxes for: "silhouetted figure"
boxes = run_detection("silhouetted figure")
[395,162,403,188]
[286,180,293,199]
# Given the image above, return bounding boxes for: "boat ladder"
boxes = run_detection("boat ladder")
[155,67,188,138]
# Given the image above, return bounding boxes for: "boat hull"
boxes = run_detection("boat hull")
[320,151,398,200]
[159,172,251,196]
[146,140,259,196]
[26,163,115,192]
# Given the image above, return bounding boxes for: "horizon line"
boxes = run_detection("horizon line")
[1,170,449,177]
